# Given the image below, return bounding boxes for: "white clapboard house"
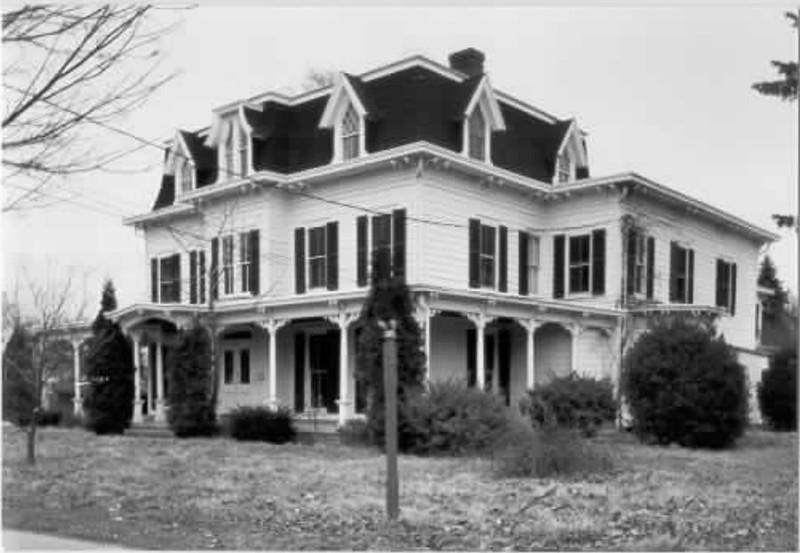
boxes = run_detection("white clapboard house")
[113,48,778,427]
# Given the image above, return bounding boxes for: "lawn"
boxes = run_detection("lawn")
[2,427,797,550]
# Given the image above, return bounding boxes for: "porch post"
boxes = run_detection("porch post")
[518,319,541,390]
[132,334,143,424]
[467,313,494,390]
[569,323,583,375]
[413,300,434,385]
[261,319,288,409]
[71,338,83,416]
[155,341,165,422]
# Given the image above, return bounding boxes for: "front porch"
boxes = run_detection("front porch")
[111,287,623,428]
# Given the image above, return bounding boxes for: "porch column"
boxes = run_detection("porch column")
[71,338,83,416]
[155,341,165,422]
[131,334,143,423]
[329,312,359,426]
[569,323,583,375]
[518,319,542,390]
[413,301,434,385]
[261,319,288,409]
[467,313,494,390]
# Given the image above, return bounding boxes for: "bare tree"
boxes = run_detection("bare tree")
[301,68,336,91]
[4,267,88,464]
[2,4,186,211]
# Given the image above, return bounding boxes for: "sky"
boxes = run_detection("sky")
[3,3,798,318]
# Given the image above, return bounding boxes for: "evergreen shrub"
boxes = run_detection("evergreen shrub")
[621,317,749,449]
[520,372,616,437]
[166,326,217,438]
[405,379,512,455]
[228,406,296,443]
[758,347,798,431]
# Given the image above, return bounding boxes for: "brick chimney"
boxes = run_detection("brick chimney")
[448,48,485,78]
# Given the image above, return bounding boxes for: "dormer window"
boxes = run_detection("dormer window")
[223,122,235,179]
[342,105,360,160]
[179,159,193,193]
[213,114,250,183]
[468,108,487,161]
[237,123,248,177]
[556,152,572,183]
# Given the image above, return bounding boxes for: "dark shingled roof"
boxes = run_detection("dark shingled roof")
[152,61,587,210]
[153,174,175,210]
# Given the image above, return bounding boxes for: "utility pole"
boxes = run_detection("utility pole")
[380,319,399,520]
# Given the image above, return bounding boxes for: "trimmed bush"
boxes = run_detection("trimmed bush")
[492,416,614,478]
[621,317,749,449]
[338,418,370,446]
[520,372,616,437]
[405,379,513,455]
[166,326,217,438]
[228,406,296,443]
[758,347,798,431]
[36,410,62,427]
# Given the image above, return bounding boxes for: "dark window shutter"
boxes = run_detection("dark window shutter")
[356,216,368,287]
[326,221,338,291]
[469,219,480,288]
[466,328,476,387]
[294,227,306,294]
[294,332,305,411]
[669,242,678,302]
[646,237,655,299]
[249,230,260,295]
[592,229,606,295]
[626,229,637,297]
[150,258,158,303]
[199,251,206,304]
[518,231,529,296]
[173,253,181,303]
[190,251,198,304]
[553,234,565,298]
[498,225,508,292]
[715,259,725,308]
[211,238,219,301]
[392,208,406,280]
[687,249,695,304]
[731,263,737,315]
[372,214,391,283]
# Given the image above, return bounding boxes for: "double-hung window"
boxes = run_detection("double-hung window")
[479,224,496,287]
[239,232,252,294]
[179,159,193,194]
[528,236,540,294]
[633,234,647,294]
[223,348,251,385]
[469,219,508,291]
[189,250,206,304]
[670,242,694,304]
[716,259,737,314]
[568,235,591,294]
[151,254,181,303]
[223,123,235,180]
[294,222,339,294]
[222,235,235,295]
[468,108,487,161]
[556,153,571,183]
[342,105,360,161]
[308,226,327,289]
[356,209,407,286]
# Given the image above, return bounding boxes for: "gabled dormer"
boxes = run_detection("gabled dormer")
[553,119,589,184]
[207,106,252,183]
[461,75,506,163]
[319,73,369,163]
[165,130,196,196]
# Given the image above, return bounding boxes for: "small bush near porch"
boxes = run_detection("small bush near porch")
[3,427,796,550]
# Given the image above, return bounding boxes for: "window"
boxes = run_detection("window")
[308,226,327,289]
[224,350,234,384]
[223,122,234,179]
[556,152,571,183]
[468,108,486,161]
[633,234,647,294]
[479,224,496,287]
[239,232,252,294]
[179,159,193,193]
[239,350,250,384]
[372,214,392,280]
[341,104,360,160]
[238,124,248,177]
[670,242,694,304]
[189,250,206,305]
[716,259,737,314]
[528,236,540,294]
[357,209,406,286]
[568,235,591,293]
[159,254,181,303]
[222,235,235,295]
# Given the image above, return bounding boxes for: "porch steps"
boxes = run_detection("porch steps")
[126,421,173,439]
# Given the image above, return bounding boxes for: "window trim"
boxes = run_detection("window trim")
[633,233,648,296]
[479,223,496,288]
[307,225,328,290]
[528,234,541,295]
[716,258,737,313]
[463,103,492,163]
[670,242,694,304]
[152,253,181,304]
[238,232,252,294]
[222,347,252,386]
[333,100,365,163]
[567,234,592,295]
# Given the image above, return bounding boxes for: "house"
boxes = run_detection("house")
[111,48,778,428]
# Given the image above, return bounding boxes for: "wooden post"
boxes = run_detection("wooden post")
[381,320,399,520]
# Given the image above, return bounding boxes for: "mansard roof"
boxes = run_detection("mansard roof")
[153,51,584,210]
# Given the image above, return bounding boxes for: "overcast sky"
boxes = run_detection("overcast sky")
[4,4,797,316]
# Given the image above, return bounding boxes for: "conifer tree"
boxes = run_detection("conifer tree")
[83,280,134,434]
[2,324,36,425]
[356,262,426,450]
[166,325,217,437]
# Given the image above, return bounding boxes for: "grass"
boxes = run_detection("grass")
[2,426,797,550]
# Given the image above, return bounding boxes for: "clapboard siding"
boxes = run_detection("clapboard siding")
[623,194,761,349]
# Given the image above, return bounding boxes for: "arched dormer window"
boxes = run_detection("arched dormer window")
[179,159,194,193]
[556,151,572,183]
[468,108,487,161]
[342,104,360,160]
[223,121,235,179]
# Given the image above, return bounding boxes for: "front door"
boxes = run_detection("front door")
[308,331,340,413]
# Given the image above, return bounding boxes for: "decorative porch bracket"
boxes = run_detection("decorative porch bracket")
[325,312,360,426]
[259,318,289,409]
